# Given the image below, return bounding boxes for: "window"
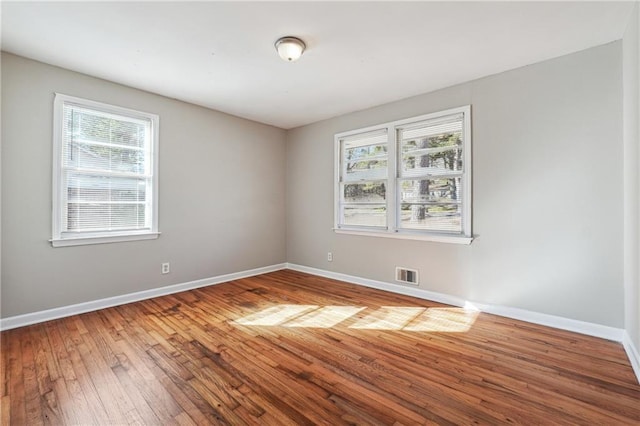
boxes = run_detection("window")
[52,94,159,247]
[335,106,472,244]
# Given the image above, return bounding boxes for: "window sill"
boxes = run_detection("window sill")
[51,232,161,247]
[334,228,473,245]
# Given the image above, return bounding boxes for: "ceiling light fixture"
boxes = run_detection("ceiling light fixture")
[275,36,306,62]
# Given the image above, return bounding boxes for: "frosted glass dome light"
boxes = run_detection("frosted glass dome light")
[275,36,306,62]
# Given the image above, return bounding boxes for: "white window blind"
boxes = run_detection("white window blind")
[338,128,388,229]
[397,113,465,234]
[52,94,159,247]
[334,106,472,244]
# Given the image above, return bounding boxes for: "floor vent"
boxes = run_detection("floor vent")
[395,267,419,285]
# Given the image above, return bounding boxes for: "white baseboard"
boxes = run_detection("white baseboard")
[0,263,287,331]
[2,262,637,383]
[622,331,640,384]
[469,301,624,342]
[286,263,625,343]
[286,263,469,308]
[0,262,628,345]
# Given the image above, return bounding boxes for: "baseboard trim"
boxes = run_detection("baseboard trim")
[622,331,640,384]
[0,263,287,331]
[286,263,469,308]
[0,262,627,345]
[285,263,625,343]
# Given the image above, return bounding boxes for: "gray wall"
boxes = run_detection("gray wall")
[1,52,287,318]
[1,41,630,332]
[287,42,624,327]
[623,4,640,349]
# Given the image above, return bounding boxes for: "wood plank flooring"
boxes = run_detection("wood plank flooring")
[2,269,639,425]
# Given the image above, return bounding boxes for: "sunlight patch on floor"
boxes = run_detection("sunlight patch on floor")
[234,304,478,332]
[286,306,367,328]
[235,304,318,326]
[349,306,424,330]
[234,305,365,328]
[403,307,478,332]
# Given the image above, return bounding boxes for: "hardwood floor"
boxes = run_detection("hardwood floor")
[2,269,639,425]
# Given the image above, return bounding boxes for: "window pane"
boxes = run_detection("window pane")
[345,159,387,181]
[344,144,388,181]
[399,203,461,233]
[65,173,149,232]
[344,142,387,159]
[401,131,461,151]
[400,133,462,177]
[65,142,147,174]
[67,174,147,203]
[400,177,462,203]
[342,205,386,227]
[343,182,386,203]
[70,110,147,148]
[67,203,147,232]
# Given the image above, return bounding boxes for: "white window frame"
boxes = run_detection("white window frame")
[334,105,472,244]
[51,93,160,247]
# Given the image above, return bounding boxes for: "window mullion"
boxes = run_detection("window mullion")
[387,125,397,232]
[462,108,472,237]
[334,136,342,229]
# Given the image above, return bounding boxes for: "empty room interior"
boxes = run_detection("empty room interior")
[2,1,640,424]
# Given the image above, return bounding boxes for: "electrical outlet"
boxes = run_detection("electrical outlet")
[161,262,170,274]
[327,252,333,262]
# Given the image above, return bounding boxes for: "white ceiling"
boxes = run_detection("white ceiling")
[1,1,635,129]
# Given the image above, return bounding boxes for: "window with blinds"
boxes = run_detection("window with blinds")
[335,106,472,243]
[52,94,159,247]
[339,129,388,228]
[397,114,464,234]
